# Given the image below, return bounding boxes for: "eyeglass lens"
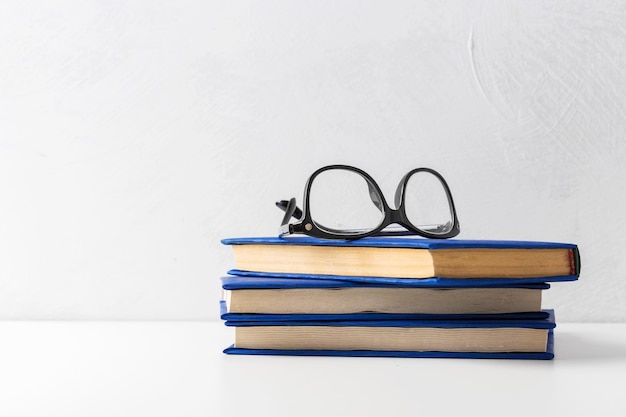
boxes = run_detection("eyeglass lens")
[308,168,385,235]
[403,171,454,235]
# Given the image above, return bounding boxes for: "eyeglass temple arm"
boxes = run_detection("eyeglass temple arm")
[277,181,383,221]
[276,199,303,221]
[277,186,383,220]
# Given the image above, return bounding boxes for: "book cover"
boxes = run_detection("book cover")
[224,309,556,329]
[226,268,573,286]
[222,236,579,251]
[221,275,552,290]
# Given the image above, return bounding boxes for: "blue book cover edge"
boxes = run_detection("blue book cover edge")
[221,236,578,250]
[223,308,556,329]
[219,300,551,322]
[227,269,576,286]
[221,275,552,290]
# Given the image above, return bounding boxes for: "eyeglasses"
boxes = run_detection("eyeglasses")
[276,165,460,240]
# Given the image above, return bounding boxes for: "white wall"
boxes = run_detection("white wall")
[1,1,624,321]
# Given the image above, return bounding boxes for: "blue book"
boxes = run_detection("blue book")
[222,236,580,285]
[221,276,550,319]
[223,310,557,360]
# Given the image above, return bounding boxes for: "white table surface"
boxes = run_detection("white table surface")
[0,321,624,417]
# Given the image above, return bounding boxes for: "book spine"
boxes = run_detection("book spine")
[569,248,581,275]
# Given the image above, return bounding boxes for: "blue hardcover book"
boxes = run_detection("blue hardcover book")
[223,310,557,360]
[222,237,580,285]
[221,276,551,320]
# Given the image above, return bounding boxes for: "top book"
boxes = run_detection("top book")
[222,237,580,283]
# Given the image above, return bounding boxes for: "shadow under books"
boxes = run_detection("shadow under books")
[555,330,626,361]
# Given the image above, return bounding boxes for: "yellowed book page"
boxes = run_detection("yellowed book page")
[235,326,548,353]
[227,287,542,314]
[232,245,435,278]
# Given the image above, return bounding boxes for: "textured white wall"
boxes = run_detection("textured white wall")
[1,1,625,321]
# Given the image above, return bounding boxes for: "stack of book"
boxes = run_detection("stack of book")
[220,237,580,359]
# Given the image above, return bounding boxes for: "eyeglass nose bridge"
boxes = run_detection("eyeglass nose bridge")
[380,205,414,231]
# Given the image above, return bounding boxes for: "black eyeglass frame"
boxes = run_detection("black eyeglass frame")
[277,164,460,240]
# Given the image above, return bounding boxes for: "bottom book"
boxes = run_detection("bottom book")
[223,310,556,360]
